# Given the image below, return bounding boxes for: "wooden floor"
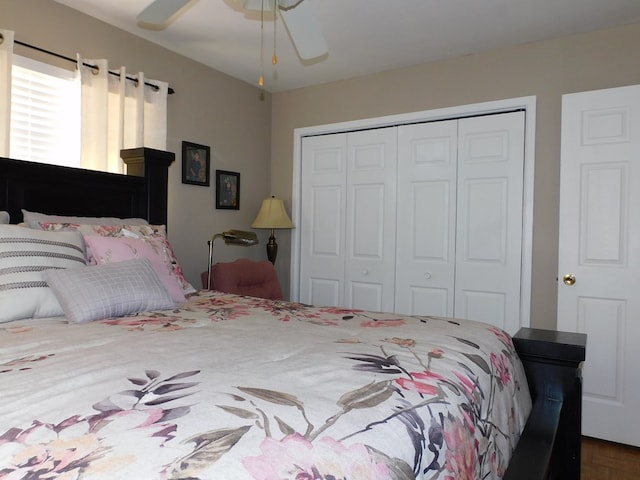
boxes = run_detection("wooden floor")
[581,436,640,480]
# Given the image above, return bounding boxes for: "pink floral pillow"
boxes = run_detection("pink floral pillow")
[39,223,195,295]
[83,235,186,303]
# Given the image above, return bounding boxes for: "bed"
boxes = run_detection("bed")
[0,150,586,480]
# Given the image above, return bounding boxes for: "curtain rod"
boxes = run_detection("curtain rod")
[13,39,175,95]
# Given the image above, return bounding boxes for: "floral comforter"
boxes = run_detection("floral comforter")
[0,291,531,480]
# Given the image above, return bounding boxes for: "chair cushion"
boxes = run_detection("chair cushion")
[201,259,283,300]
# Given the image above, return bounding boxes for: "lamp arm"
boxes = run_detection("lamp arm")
[207,240,213,290]
[207,233,224,290]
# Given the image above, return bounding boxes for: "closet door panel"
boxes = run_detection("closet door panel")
[464,178,508,262]
[396,120,458,316]
[455,111,525,333]
[300,134,347,307]
[345,128,397,312]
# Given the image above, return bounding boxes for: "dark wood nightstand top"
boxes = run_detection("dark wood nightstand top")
[513,327,586,364]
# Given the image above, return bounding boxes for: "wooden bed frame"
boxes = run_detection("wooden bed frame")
[0,148,174,226]
[0,151,586,480]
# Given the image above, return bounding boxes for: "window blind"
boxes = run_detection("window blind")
[10,55,80,167]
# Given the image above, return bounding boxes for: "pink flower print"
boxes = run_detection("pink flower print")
[100,316,184,331]
[243,434,392,480]
[0,424,108,479]
[488,326,514,349]
[491,448,506,478]
[310,318,339,326]
[453,371,478,399]
[383,337,416,348]
[395,371,442,396]
[413,370,446,383]
[443,416,477,480]
[491,352,512,388]
[360,319,406,328]
[429,348,445,359]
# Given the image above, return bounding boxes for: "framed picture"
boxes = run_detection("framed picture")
[216,170,240,210]
[182,141,210,186]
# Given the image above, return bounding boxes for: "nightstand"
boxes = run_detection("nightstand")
[512,327,587,480]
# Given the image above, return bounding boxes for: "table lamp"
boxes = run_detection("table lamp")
[251,196,294,264]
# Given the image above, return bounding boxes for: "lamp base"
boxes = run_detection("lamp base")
[266,230,278,264]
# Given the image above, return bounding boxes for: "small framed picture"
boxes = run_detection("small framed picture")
[215,170,240,210]
[182,141,210,186]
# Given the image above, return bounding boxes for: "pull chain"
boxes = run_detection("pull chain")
[272,3,278,65]
[258,0,265,87]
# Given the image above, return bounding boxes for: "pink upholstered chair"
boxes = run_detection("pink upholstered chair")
[200,258,284,300]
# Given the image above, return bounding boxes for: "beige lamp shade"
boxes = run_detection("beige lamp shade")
[251,196,294,229]
[251,196,293,264]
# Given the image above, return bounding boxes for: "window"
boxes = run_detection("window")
[10,55,80,167]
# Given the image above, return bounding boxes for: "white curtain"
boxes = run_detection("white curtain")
[77,56,168,174]
[0,29,14,157]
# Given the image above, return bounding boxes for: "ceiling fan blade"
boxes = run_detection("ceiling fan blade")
[137,0,196,30]
[279,0,328,60]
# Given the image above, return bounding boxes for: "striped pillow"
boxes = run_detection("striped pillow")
[0,225,86,323]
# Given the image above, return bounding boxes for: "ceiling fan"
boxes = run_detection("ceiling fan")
[136,0,328,60]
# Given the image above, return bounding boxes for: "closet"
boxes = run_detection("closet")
[297,109,527,334]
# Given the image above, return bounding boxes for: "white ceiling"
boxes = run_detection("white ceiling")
[52,0,640,93]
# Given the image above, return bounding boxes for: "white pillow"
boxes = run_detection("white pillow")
[0,225,86,323]
[22,209,149,229]
[0,211,9,224]
[43,258,176,324]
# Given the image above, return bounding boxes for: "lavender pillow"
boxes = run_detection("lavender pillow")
[43,258,175,324]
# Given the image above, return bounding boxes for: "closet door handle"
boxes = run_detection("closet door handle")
[424,272,432,280]
[361,269,369,276]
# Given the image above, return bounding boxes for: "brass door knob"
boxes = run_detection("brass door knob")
[563,274,576,286]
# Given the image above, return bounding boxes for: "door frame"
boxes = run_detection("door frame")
[290,96,537,329]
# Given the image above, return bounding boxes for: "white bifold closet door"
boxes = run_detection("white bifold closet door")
[300,111,525,333]
[299,127,397,312]
[396,112,525,333]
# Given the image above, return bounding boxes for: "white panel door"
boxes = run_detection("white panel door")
[396,120,458,316]
[345,128,398,312]
[558,84,640,446]
[299,134,347,307]
[455,111,525,334]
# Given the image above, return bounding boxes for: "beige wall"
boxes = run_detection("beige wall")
[272,23,640,329]
[4,0,272,289]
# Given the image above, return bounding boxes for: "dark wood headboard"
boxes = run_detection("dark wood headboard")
[0,148,174,225]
